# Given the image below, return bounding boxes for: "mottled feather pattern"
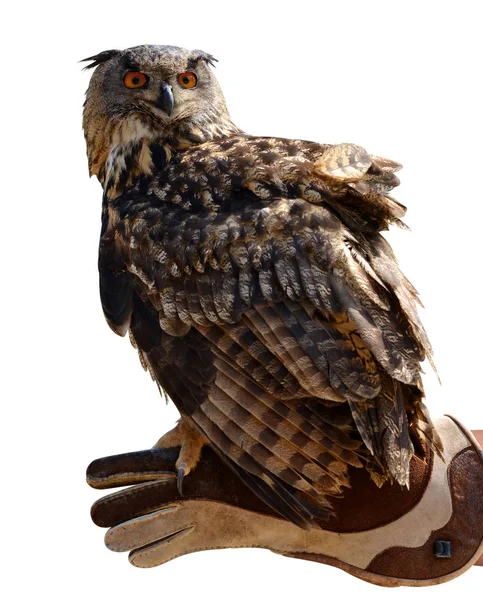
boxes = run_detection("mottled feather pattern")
[84,46,440,528]
[100,133,440,522]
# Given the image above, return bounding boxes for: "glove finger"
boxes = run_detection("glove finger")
[90,446,278,528]
[87,448,179,489]
[105,502,189,553]
[128,525,197,568]
[91,478,180,528]
[124,500,265,568]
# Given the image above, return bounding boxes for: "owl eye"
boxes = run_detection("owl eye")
[177,72,198,89]
[124,72,149,89]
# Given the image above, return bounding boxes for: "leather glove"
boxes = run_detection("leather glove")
[87,415,483,587]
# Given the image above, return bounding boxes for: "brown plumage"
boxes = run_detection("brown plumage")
[82,45,442,529]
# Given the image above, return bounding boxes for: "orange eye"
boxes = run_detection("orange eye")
[123,71,149,89]
[177,72,197,89]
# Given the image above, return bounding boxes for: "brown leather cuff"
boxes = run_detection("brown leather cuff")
[283,416,483,586]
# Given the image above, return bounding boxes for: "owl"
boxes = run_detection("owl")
[82,45,441,528]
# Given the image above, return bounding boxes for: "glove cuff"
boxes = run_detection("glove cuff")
[280,414,483,586]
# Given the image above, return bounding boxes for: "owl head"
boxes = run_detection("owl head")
[82,45,239,178]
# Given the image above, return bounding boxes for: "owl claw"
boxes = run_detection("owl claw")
[154,418,205,494]
[177,462,187,495]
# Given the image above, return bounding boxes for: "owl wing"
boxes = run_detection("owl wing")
[100,136,440,527]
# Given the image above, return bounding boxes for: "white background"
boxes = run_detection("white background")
[2,0,482,598]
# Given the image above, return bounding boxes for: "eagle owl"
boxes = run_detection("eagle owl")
[82,45,441,528]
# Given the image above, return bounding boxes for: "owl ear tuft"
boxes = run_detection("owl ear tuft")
[192,50,218,68]
[80,50,121,70]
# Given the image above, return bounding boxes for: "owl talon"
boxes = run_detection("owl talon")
[177,462,187,495]
[154,418,205,492]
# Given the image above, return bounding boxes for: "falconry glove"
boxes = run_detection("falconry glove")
[87,415,483,587]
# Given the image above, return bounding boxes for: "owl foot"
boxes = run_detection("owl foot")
[154,418,205,495]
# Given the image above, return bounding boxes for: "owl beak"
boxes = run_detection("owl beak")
[156,82,174,116]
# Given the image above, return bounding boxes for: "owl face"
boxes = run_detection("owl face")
[83,45,239,179]
[84,45,224,122]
